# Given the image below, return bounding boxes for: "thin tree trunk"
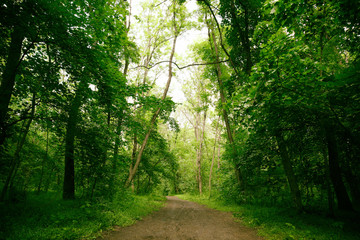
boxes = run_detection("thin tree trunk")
[37,127,49,194]
[195,112,200,190]
[125,8,179,187]
[0,26,24,145]
[322,147,335,217]
[0,92,36,201]
[45,166,54,193]
[90,178,97,199]
[112,118,122,172]
[129,131,138,191]
[275,132,303,211]
[209,117,220,199]
[63,82,85,200]
[217,141,221,169]
[38,44,52,194]
[197,110,207,194]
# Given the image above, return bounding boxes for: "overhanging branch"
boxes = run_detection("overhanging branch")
[132,59,230,70]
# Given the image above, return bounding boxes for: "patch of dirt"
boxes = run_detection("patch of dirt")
[99,196,263,240]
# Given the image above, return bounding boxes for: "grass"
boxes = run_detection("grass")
[177,193,360,240]
[0,191,165,240]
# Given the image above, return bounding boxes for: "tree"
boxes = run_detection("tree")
[126,0,188,186]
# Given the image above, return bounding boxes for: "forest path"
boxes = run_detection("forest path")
[100,196,263,240]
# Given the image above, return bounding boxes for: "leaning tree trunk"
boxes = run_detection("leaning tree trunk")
[0,92,36,201]
[125,9,179,187]
[0,27,24,146]
[275,132,303,211]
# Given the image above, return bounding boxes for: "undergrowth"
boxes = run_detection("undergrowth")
[0,191,165,240]
[177,193,360,240]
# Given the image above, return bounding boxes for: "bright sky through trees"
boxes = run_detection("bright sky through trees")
[131,0,207,104]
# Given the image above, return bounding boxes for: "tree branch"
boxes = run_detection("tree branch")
[199,0,240,76]
[132,59,230,70]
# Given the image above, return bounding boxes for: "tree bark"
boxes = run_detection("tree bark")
[0,26,24,145]
[275,132,303,211]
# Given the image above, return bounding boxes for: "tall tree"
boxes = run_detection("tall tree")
[126,0,188,186]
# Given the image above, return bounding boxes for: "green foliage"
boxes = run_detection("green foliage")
[0,192,165,240]
[178,194,360,240]
[205,0,360,213]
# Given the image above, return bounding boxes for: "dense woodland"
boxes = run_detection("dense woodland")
[1,0,360,238]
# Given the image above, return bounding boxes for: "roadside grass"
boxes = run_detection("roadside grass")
[0,191,165,240]
[177,194,360,240]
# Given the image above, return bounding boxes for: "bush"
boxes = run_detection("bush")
[0,191,165,240]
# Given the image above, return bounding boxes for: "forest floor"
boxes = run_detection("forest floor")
[99,196,263,240]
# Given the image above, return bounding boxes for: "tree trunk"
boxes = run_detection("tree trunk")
[0,26,24,145]
[209,117,220,199]
[324,122,353,211]
[343,145,360,207]
[343,161,360,208]
[322,147,335,217]
[195,111,200,191]
[111,115,123,188]
[275,132,303,211]
[207,19,244,189]
[62,83,85,200]
[0,92,35,201]
[111,58,129,190]
[229,0,252,75]
[197,109,207,194]
[37,127,49,194]
[125,9,179,187]
[129,131,138,191]
[44,166,54,193]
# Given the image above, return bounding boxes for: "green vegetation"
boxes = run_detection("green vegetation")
[0,192,165,240]
[178,194,360,240]
[1,0,360,239]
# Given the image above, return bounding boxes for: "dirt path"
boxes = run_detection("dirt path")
[100,196,263,240]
